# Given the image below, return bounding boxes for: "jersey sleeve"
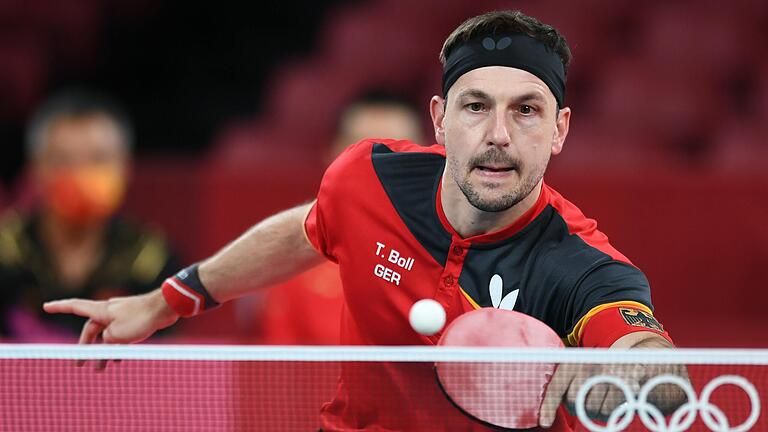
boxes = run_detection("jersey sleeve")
[565,261,667,347]
[303,140,374,262]
[579,303,672,347]
[304,200,336,263]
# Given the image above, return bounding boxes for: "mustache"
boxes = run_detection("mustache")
[469,148,521,170]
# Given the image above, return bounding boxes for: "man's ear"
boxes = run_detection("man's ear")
[430,95,446,146]
[551,107,570,156]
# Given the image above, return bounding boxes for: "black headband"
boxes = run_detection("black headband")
[442,33,565,107]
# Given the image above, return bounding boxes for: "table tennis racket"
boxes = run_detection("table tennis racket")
[435,308,564,429]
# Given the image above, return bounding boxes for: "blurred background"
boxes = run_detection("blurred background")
[0,0,766,347]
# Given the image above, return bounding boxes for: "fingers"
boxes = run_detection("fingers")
[43,299,110,322]
[584,383,608,416]
[600,384,627,419]
[561,364,599,419]
[539,363,577,428]
[79,319,106,345]
[75,319,123,371]
[644,364,690,414]
[102,324,143,345]
[75,319,105,367]
[102,327,118,344]
[95,360,109,372]
[594,364,635,419]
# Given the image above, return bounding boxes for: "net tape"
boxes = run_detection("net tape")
[2,344,768,363]
[2,345,766,432]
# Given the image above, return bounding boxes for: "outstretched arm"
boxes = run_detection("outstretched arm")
[44,202,324,344]
[197,202,324,303]
[539,331,686,428]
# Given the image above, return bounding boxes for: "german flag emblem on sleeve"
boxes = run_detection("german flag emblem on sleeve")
[619,307,664,332]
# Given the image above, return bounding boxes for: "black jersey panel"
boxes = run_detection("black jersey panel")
[370,143,452,267]
[565,262,652,331]
[458,205,652,337]
[458,206,559,313]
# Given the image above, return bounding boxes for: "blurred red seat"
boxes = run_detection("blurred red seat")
[634,3,761,77]
[0,33,48,120]
[590,57,724,153]
[550,116,678,175]
[754,61,768,121]
[708,119,768,173]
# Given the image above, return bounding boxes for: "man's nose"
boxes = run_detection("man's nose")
[487,110,511,147]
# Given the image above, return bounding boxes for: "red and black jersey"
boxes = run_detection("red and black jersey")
[305,139,664,431]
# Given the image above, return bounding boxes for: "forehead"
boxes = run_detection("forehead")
[44,114,125,151]
[346,104,414,122]
[448,66,555,104]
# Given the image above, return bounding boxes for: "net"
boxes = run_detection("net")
[1,345,765,431]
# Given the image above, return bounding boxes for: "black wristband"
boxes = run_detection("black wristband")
[175,264,220,311]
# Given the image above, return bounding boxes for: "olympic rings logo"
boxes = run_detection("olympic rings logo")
[575,374,761,432]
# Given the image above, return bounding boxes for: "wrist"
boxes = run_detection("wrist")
[160,264,221,317]
[150,289,180,328]
[630,334,675,349]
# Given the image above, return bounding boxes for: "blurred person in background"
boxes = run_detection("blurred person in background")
[259,90,425,345]
[326,90,426,163]
[0,90,178,341]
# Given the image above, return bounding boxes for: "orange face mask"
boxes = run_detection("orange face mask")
[44,165,126,226]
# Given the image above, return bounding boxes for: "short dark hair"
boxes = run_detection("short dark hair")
[440,10,572,78]
[26,89,133,157]
[335,89,420,132]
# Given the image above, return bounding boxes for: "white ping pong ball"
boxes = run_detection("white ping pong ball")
[409,299,446,336]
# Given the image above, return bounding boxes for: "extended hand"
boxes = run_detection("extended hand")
[539,362,689,428]
[43,289,179,345]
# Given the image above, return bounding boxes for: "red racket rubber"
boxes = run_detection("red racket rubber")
[436,308,564,429]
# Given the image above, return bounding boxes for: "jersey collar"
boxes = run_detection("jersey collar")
[435,179,551,244]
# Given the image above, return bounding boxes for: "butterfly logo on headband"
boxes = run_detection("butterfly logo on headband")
[482,37,513,51]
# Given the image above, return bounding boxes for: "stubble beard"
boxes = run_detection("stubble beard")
[448,148,548,213]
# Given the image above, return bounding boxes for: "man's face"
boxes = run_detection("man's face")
[431,66,569,212]
[330,104,424,161]
[36,114,128,172]
[34,114,129,224]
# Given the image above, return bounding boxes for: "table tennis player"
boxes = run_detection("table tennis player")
[44,10,683,431]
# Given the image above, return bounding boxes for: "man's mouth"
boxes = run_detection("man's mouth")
[476,165,515,173]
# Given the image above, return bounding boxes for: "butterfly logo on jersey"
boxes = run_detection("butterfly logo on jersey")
[489,274,518,310]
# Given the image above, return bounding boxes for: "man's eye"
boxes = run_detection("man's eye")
[519,104,536,115]
[467,103,484,112]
